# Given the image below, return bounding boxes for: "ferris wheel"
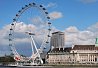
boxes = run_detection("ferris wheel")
[9,2,51,65]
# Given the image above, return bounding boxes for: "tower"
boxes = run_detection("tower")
[95,38,98,47]
[50,31,65,50]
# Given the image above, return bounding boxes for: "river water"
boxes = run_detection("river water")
[0,66,98,68]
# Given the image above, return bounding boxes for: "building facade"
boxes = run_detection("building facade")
[47,48,71,64]
[50,31,65,49]
[70,45,98,64]
[47,45,98,64]
[47,31,98,64]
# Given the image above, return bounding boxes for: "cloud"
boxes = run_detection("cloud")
[49,11,63,20]
[31,16,46,26]
[64,26,96,47]
[78,0,97,4]
[65,26,79,33]
[87,22,98,38]
[0,24,12,56]
[0,24,10,45]
[0,22,49,56]
[14,22,36,33]
[46,2,57,8]
[87,22,98,32]
[78,31,94,40]
[52,22,98,47]
[1,21,98,56]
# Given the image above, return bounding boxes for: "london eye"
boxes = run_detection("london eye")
[9,2,51,65]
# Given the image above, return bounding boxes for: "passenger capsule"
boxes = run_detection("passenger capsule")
[47,17,50,19]
[48,22,51,24]
[43,8,46,10]
[45,12,48,14]
[11,23,14,25]
[32,3,36,5]
[40,5,43,7]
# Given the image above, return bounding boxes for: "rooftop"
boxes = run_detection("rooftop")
[50,47,72,52]
[72,45,98,50]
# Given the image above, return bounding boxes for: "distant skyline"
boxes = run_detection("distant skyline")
[0,0,98,56]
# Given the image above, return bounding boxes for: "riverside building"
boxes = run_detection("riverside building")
[47,31,98,64]
[47,31,72,64]
[70,45,98,64]
[50,31,65,50]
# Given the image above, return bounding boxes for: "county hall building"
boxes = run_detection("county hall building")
[47,31,98,64]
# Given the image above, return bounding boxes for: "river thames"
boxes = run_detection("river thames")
[0,66,98,68]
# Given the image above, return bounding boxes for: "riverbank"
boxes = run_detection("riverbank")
[42,64,98,67]
[1,63,98,67]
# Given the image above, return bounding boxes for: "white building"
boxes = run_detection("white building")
[47,48,71,64]
[50,31,65,49]
[47,31,98,64]
[47,45,98,64]
[71,45,98,64]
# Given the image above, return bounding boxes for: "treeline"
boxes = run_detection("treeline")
[0,56,15,62]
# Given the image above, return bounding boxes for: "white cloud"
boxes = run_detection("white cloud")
[87,22,98,37]
[46,2,57,8]
[15,38,30,44]
[78,0,97,4]
[0,24,10,45]
[49,11,63,20]
[0,24,12,56]
[14,22,36,33]
[1,21,98,56]
[87,22,98,32]
[0,21,49,56]
[65,26,79,33]
[64,26,96,46]
[78,31,94,40]
[31,16,46,26]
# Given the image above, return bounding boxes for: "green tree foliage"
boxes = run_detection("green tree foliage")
[0,55,15,62]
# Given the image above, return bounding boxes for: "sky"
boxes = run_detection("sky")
[0,0,98,30]
[0,0,98,56]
